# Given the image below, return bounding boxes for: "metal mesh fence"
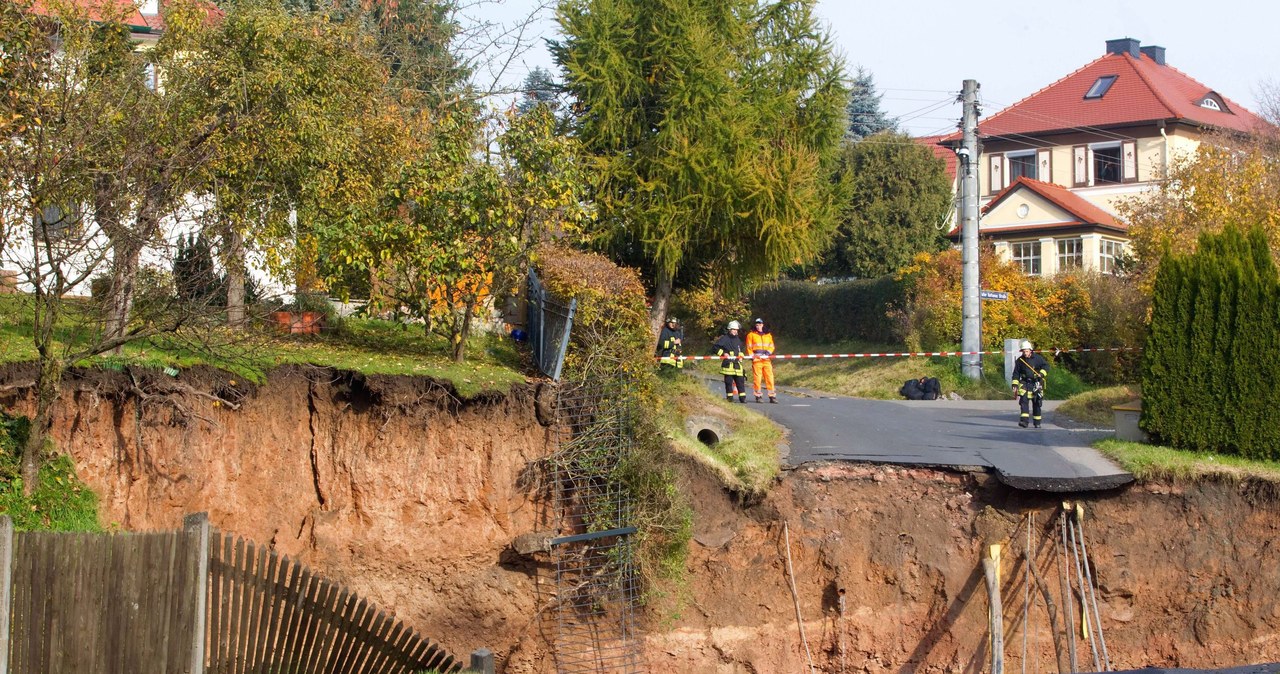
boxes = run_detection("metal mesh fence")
[547,375,642,674]
[528,269,576,381]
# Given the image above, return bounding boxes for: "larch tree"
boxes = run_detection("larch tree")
[552,0,849,336]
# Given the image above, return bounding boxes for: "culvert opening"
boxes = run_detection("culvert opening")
[697,428,720,446]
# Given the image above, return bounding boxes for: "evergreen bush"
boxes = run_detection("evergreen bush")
[1142,226,1280,459]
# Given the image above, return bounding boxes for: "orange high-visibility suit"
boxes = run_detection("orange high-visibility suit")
[745,325,776,401]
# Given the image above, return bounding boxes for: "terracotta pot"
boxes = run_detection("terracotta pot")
[270,311,323,335]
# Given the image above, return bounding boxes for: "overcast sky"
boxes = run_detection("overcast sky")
[464,0,1278,136]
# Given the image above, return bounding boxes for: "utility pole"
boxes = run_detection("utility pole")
[958,79,982,380]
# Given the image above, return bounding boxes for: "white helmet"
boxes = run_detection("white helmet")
[727,320,741,330]
[1020,340,1033,351]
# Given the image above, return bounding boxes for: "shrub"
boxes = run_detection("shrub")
[895,247,1145,384]
[1142,226,1280,459]
[670,284,751,347]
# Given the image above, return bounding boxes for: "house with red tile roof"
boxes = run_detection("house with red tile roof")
[943,38,1268,276]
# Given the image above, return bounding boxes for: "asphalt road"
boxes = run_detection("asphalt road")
[715,382,1133,493]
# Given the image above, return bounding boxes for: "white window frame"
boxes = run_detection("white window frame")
[1090,141,1122,185]
[1099,239,1126,274]
[1006,150,1037,182]
[1057,237,1083,271]
[1011,241,1041,276]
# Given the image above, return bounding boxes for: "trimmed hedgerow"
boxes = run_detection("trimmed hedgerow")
[748,277,905,344]
[1142,226,1280,459]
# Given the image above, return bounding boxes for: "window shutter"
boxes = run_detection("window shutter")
[1036,149,1052,183]
[989,154,1004,195]
[1073,145,1088,187]
[1122,140,1138,182]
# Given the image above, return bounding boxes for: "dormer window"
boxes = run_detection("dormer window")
[1198,92,1230,113]
[1084,75,1117,99]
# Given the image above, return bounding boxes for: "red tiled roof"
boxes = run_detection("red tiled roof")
[984,178,1125,229]
[976,49,1266,138]
[30,0,163,30]
[947,177,1127,238]
[916,134,958,181]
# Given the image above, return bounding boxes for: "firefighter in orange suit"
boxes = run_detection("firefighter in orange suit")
[745,318,777,403]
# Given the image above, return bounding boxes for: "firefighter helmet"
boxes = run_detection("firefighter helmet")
[727,320,741,330]
[1020,340,1033,351]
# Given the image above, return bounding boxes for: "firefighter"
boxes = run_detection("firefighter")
[656,316,684,370]
[713,321,748,403]
[745,317,777,403]
[1011,340,1050,428]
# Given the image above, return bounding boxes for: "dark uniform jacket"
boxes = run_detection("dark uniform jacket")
[656,325,683,358]
[713,333,746,376]
[1013,353,1050,391]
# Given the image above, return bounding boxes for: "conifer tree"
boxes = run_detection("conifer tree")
[553,0,848,334]
[846,66,896,141]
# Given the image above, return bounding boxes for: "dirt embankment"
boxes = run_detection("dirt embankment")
[0,364,560,663]
[3,364,1279,672]
[658,460,1280,673]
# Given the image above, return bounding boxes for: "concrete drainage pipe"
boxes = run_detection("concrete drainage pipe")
[687,416,728,447]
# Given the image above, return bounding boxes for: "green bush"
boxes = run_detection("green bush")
[1142,226,1280,459]
[749,277,904,344]
[0,413,101,532]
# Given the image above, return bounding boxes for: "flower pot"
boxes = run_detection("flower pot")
[271,311,323,335]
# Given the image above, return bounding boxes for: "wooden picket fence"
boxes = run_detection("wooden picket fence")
[0,514,466,674]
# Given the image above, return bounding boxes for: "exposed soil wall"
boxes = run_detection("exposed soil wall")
[3,364,1278,672]
[651,460,1280,673]
[0,364,558,663]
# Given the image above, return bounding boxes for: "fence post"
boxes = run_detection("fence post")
[0,516,12,674]
[184,513,211,674]
[468,648,495,674]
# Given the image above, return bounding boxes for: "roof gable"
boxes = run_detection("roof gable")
[974,49,1267,138]
[983,178,1125,230]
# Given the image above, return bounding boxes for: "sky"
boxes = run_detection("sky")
[462,0,1279,136]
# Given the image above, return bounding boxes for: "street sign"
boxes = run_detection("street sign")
[979,290,1008,301]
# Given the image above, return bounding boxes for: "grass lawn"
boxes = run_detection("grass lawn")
[1056,384,1141,427]
[770,338,1092,401]
[0,294,527,398]
[1096,438,1280,484]
[0,412,101,532]
[653,370,781,497]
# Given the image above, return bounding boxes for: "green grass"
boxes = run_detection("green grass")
[1096,438,1280,484]
[772,338,1093,401]
[0,294,526,398]
[653,371,781,497]
[1056,384,1142,427]
[0,413,101,532]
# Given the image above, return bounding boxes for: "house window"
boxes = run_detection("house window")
[34,204,81,241]
[1084,75,1117,99]
[1057,237,1083,270]
[1100,239,1126,274]
[1093,144,1122,184]
[1007,151,1037,182]
[1011,241,1041,276]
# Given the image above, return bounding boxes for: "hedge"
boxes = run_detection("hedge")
[1142,226,1280,459]
[748,277,905,344]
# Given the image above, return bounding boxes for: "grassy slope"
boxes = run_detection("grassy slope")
[653,369,781,497]
[0,294,525,397]
[1097,438,1280,484]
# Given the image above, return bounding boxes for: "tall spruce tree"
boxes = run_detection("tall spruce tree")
[846,66,895,141]
[553,0,848,334]
[815,131,952,279]
[516,66,561,115]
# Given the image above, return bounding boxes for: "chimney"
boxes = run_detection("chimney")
[1105,38,1141,58]
[1140,45,1166,65]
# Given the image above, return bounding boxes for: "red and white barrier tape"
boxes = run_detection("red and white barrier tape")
[663,347,1141,362]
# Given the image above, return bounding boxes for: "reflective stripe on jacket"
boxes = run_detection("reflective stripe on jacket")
[745,329,774,357]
